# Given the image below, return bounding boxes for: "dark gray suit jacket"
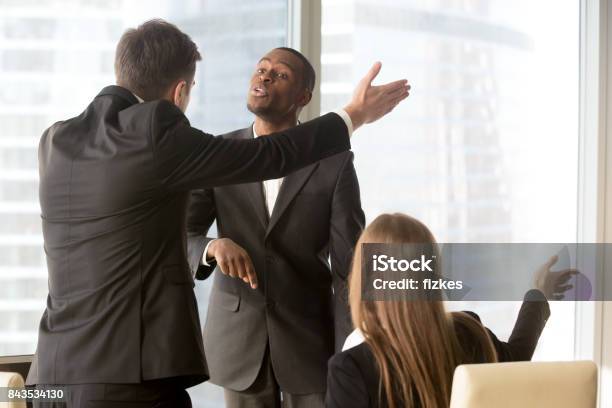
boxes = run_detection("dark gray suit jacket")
[27,85,350,387]
[186,127,365,394]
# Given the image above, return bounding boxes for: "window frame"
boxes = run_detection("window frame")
[287,0,322,121]
[578,1,612,406]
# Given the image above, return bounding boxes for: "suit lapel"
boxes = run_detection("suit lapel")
[245,181,269,230]
[266,162,319,238]
[239,127,269,229]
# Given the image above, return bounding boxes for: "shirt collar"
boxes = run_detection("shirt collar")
[132,92,144,103]
[252,121,300,138]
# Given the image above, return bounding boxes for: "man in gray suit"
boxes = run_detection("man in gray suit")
[28,19,409,407]
[187,47,367,407]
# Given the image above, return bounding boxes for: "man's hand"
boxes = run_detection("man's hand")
[344,62,410,130]
[208,238,258,289]
[533,255,578,300]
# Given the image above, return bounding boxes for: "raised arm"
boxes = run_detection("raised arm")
[483,289,551,362]
[152,108,351,192]
[152,62,410,192]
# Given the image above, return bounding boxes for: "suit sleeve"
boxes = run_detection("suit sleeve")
[326,353,370,408]
[149,101,350,192]
[186,188,218,280]
[329,152,365,352]
[499,289,550,361]
[473,289,550,362]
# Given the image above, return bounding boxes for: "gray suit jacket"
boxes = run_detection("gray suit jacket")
[27,86,350,387]
[186,126,365,394]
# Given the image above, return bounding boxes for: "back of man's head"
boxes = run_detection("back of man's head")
[114,19,201,102]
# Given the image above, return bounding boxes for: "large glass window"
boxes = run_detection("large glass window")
[321,0,580,360]
[0,0,588,405]
[0,1,287,406]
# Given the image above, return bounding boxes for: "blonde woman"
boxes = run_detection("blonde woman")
[326,213,574,408]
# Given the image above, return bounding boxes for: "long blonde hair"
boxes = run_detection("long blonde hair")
[349,213,497,408]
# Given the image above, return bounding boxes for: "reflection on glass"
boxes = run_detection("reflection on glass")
[321,0,579,361]
[0,1,287,406]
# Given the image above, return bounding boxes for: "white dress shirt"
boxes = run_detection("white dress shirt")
[342,328,365,351]
[201,110,354,266]
[254,124,286,217]
[131,92,144,103]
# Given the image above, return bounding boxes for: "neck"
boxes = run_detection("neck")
[254,114,299,136]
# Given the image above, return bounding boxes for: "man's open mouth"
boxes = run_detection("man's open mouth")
[251,85,269,97]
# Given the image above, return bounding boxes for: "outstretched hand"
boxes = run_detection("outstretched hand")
[344,62,411,130]
[533,255,578,300]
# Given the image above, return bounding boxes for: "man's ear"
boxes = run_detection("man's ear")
[298,89,312,107]
[173,80,187,107]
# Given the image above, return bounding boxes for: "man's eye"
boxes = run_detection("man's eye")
[276,73,288,79]
[257,68,265,74]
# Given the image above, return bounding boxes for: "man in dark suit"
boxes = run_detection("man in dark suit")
[186,48,365,407]
[27,19,409,408]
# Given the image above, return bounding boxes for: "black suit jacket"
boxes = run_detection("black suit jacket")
[325,291,551,408]
[27,85,351,387]
[186,126,365,394]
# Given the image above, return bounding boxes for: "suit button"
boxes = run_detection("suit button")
[265,255,275,264]
[266,300,276,310]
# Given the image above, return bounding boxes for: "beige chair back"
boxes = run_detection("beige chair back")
[450,361,597,408]
[0,372,26,408]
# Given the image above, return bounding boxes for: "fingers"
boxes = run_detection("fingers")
[379,79,409,94]
[242,257,258,289]
[349,62,410,125]
[218,258,237,278]
[384,82,410,102]
[555,269,579,283]
[391,89,410,105]
[217,260,229,276]
[384,86,410,104]
[556,284,574,293]
[362,61,382,85]
[227,259,238,278]
[217,254,257,289]
[381,88,410,116]
[544,255,559,269]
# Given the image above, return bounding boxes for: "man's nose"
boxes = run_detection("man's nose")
[259,73,272,82]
